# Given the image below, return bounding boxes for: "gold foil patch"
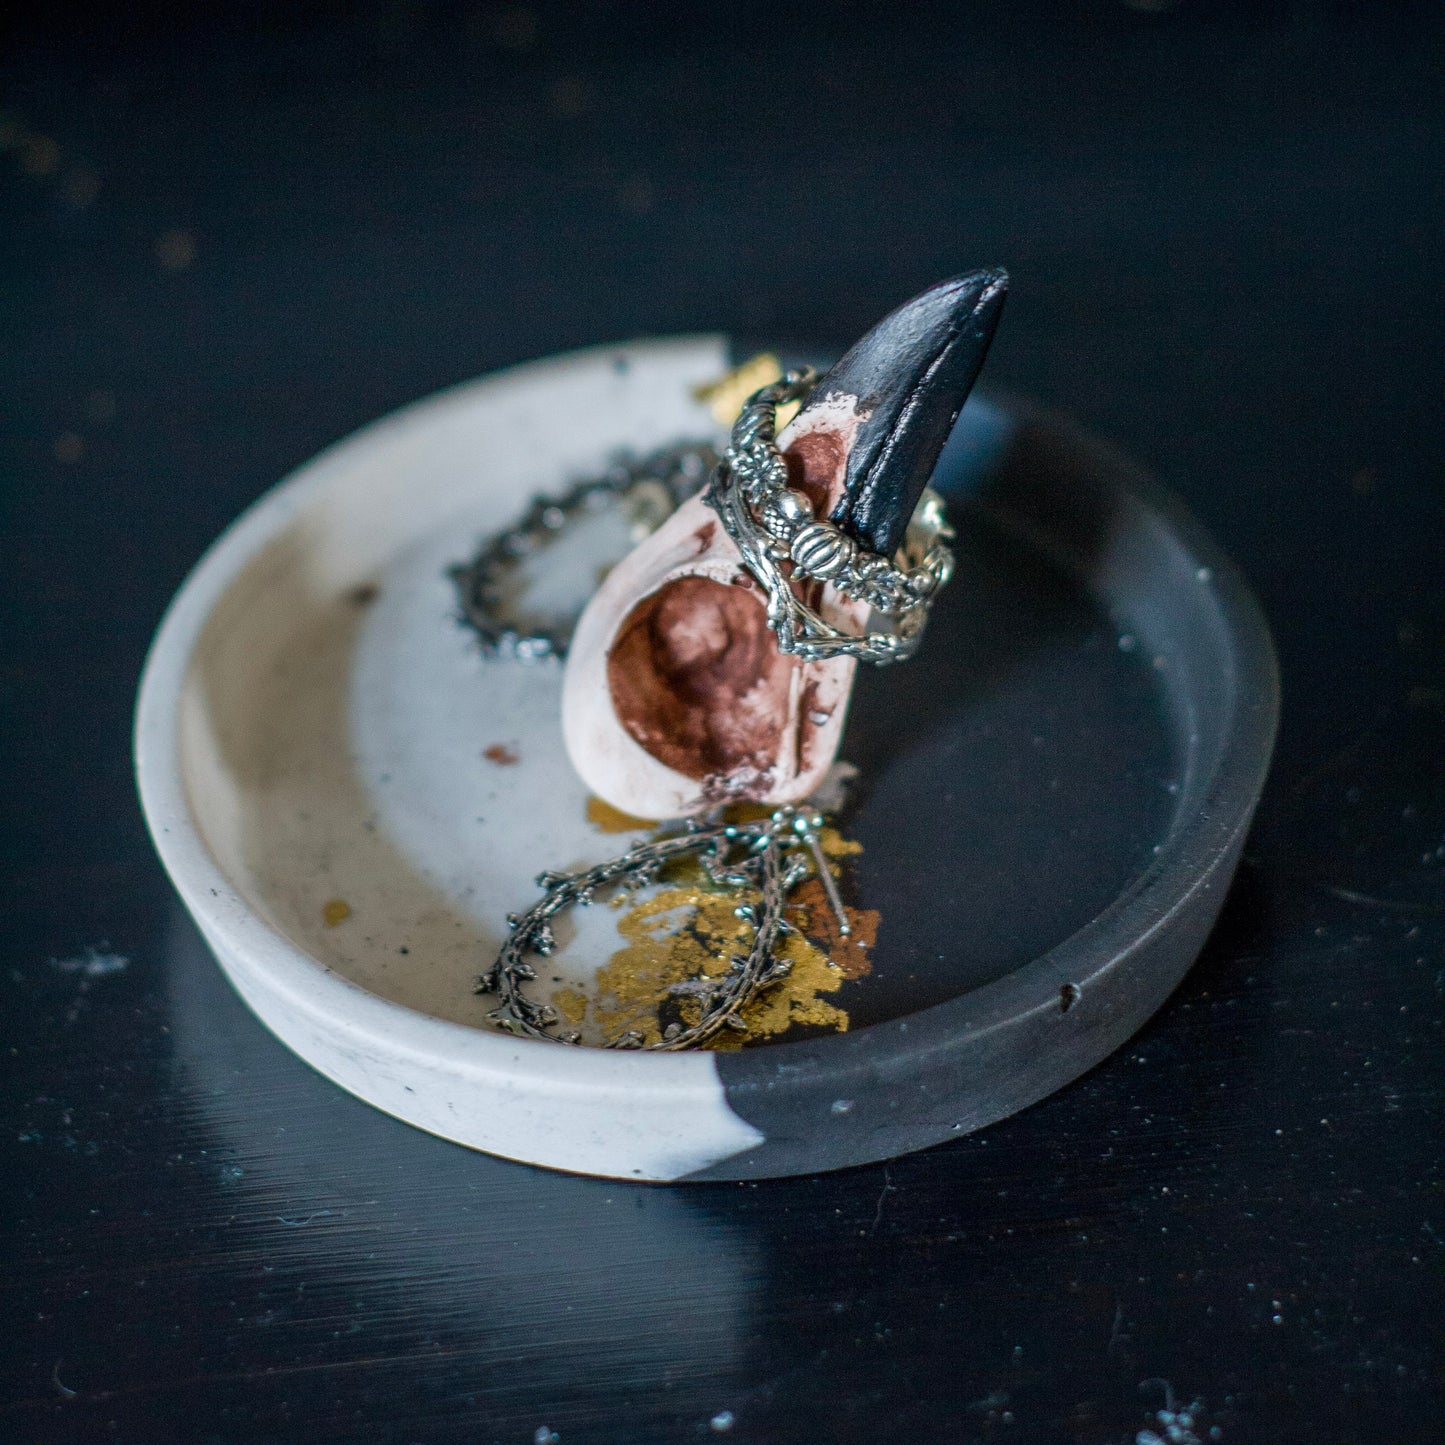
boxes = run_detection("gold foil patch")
[575,805,877,1049]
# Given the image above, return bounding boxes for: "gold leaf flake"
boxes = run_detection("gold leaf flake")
[562,805,877,1050]
[585,796,658,834]
[322,898,352,927]
[693,353,800,431]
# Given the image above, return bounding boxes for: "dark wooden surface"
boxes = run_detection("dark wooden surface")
[2,3,1441,1441]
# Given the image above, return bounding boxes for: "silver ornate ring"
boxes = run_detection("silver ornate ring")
[704,370,956,665]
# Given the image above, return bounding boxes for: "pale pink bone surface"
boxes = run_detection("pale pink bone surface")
[562,394,872,819]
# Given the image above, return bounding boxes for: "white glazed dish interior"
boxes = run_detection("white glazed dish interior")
[136,336,792,1182]
[137,334,1276,1185]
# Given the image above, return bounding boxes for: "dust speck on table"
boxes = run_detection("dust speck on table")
[51,947,129,978]
[155,229,197,270]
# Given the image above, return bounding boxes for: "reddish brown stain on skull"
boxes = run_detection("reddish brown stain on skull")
[692,520,717,553]
[608,574,799,783]
[783,429,847,514]
[796,677,830,776]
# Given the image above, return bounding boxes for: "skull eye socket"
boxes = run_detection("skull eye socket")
[607,574,800,783]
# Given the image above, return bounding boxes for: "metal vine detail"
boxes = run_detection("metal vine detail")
[451,441,719,662]
[704,369,956,664]
[475,806,848,1051]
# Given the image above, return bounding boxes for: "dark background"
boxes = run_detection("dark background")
[2,2,1442,1441]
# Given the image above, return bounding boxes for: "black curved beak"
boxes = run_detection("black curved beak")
[802,268,1008,556]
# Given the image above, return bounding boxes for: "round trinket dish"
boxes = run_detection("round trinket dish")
[136,336,1277,1182]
